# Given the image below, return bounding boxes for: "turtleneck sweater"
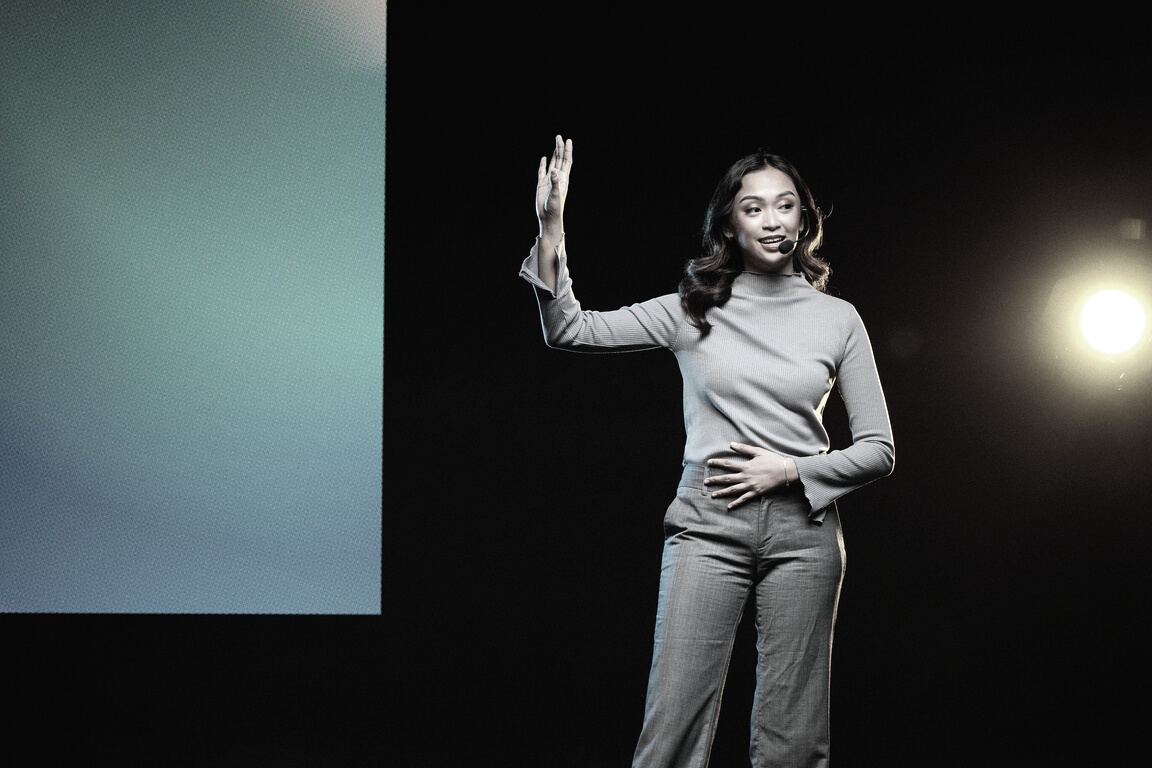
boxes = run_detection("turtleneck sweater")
[520,237,894,519]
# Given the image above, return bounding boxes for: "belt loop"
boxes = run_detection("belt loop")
[681,461,710,496]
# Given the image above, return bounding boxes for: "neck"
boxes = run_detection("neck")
[735,269,806,298]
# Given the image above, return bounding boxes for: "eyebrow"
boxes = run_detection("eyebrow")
[738,191,797,203]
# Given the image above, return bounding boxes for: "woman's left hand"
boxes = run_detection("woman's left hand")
[705,442,797,509]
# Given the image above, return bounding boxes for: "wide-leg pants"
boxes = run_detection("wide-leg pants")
[632,462,846,768]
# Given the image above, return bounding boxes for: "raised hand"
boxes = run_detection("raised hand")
[536,135,572,237]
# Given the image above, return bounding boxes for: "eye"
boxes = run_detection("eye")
[778,202,794,211]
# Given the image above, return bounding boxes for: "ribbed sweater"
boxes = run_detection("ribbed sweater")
[520,237,894,519]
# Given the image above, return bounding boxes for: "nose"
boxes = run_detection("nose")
[762,211,781,230]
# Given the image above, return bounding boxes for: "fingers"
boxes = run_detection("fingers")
[547,135,572,176]
[706,454,745,470]
[726,492,756,509]
[730,442,765,455]
[709,483,757,509]
[709,482,747,499]
[547,135,561,174]
[537,136,571,222]
[560,136,572,173]
[536,156,549,212]
[704,473,741,490]
[706,478,755,508]
[537,157,548,198]
[705,475,753,505]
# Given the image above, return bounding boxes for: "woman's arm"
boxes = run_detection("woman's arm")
[535,135,572,294]
[791,309,895,514]
[521,135,684,352]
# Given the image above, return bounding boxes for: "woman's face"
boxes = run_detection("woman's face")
[724,167,804,274]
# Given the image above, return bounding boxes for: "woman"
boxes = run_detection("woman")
[521,135,894,768]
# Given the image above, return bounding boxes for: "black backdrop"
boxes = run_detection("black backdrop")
[387,8,1152,767]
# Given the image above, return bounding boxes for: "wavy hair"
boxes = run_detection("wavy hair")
[679,152,829,333]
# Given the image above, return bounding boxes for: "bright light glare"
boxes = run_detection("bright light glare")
[1080,290,1146,354]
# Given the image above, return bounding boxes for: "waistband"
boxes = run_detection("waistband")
[679,461,804,498]
[680,461,824,521]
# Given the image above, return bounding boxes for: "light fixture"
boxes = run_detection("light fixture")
[1043,220,1152,390]
[1079,289,1146,355]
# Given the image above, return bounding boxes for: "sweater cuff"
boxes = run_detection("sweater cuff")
[518,235,567,299]
[792,455,831,523]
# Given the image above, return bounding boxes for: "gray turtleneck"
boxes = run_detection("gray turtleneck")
[520,238,894,519]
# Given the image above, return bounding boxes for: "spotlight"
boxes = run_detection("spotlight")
[1079,289,1146,355]
[1043,220,1152,389]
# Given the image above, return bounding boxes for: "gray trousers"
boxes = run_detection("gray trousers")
[632,462,846,768]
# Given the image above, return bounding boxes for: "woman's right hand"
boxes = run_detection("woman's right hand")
[536,135,572,237]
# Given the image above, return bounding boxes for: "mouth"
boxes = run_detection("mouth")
[758,236,785,249]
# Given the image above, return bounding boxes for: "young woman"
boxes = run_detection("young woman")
[520,135,894,768]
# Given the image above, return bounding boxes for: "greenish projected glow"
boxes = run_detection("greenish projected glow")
[0,1,382,613]
[1080,290,1146,355]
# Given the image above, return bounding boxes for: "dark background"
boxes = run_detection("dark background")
[390,7,1152,767]
[21,4,1137,766]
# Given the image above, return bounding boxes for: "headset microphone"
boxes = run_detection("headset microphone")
[778,239,795,255]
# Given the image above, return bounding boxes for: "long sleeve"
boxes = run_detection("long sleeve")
[519,236,685,352]
[791,308,894,518]
[520,237,893,519]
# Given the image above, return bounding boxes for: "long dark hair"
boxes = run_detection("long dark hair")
[679,152,829,333]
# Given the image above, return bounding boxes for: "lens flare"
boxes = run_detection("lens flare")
[1080,290,1146,354]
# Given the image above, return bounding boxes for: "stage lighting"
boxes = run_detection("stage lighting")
[1043,221,1152,389]
[1080,289,1146,354]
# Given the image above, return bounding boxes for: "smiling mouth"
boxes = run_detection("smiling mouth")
[758,236,784,247]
